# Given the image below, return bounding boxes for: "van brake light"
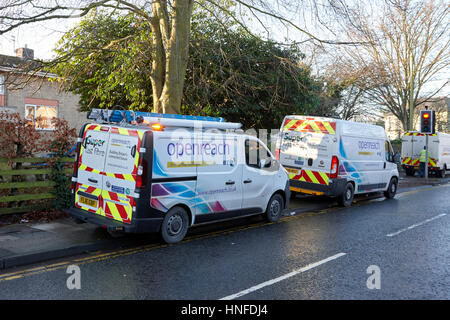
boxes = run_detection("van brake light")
[330,156,339,178]
[275,148,280,160]
[135,157,147,189]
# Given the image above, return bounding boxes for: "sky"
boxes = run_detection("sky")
[0,1,447,97]
[0,18,79,59]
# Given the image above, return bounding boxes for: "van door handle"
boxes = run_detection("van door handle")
[88,178,98,184]
[225,180,235,185]
[384,162,386,169]
[244,179,252,184]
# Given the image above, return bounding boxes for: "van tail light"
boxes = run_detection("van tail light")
[135,156,148,190]
[71,142,81,192]
[275,148,280,160]
[72,143,81,178]
[330,155,339,178]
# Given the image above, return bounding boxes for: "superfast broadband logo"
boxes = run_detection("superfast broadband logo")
[85,135,106,148]
[84,135,106,156]
[167,142,230,158]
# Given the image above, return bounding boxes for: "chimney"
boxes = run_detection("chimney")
[15,45,34,59]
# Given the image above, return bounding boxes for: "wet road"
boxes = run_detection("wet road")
[0,184,449,299]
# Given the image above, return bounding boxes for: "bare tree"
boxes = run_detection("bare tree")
[0,0,356,114]
[332,0,450,131]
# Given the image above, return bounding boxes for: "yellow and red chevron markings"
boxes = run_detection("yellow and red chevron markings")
[403,132,437,136]
[283,118,336,135]
[289,169,330,185]
[75,184,102,214]
[402,157,420,166]
[103,191,133,224]
[75,184,133,224]
[402,157,437,167]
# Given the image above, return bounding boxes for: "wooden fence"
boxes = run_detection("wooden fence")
[0,157,74,215]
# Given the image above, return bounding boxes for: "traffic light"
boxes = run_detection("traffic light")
[420,110,435,134]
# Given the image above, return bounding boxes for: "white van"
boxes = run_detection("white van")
[401,131,450,177]
[277,115,399,206]
[67,110,289,243]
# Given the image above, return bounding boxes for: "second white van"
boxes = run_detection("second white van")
[277,115,399,206]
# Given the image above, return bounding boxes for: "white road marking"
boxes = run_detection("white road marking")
[219,252,347,300]
[386,213,447,237]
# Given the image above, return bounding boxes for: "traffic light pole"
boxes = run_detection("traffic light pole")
[425,134,429,179]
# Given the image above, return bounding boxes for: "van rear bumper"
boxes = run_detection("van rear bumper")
[66,207,163,233]
[289,178,347,197]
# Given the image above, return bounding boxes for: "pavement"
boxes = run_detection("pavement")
[0,174,448,270]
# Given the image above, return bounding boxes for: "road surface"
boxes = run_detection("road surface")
[0,184,449,299]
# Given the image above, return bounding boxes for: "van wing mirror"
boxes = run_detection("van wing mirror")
[259,158,271,168]
[394,152,401,164]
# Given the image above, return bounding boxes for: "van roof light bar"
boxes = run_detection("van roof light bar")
[86,108,241,129]
[87,108,225,124]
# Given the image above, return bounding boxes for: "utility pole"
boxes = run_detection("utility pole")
[425,132,429,180]
[409,53,415,131]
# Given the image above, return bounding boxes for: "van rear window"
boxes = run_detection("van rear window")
[282,118,336,135]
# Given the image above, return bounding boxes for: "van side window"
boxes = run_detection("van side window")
[385,140,394,162]
[245,139,272,169]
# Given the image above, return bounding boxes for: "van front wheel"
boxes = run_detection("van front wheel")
[384,178,398,199]
[161,206,189,244]
[265,194,284,222]
[338,182,354,207]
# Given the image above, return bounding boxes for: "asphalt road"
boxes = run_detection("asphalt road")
[0,184,449,300]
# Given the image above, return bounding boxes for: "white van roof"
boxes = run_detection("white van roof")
[283,115,387,139]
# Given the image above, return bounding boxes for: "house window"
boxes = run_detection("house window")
[25,104,58,130]
[0,75,4,94]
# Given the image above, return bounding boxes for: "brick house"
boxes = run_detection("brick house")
[0,47,86,133]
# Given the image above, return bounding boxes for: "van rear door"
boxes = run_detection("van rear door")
[280,117,336,187]
[101,127,144,224]
[75,124,109,215]
[401,133,414,166]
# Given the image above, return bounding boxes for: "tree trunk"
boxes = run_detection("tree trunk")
[150,3,166,114]
[151,0,193,114]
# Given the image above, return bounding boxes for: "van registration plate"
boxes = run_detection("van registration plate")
[79,196,98,208]
[285,167,300,174]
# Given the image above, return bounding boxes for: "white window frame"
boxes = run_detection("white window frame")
[25,104,58,131]
[0,75,4,95]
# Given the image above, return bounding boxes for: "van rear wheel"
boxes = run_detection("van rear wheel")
[338,182,354,207]
[265,194,284,222]
[161,206,189,244]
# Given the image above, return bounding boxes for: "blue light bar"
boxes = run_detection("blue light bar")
[125,111,224,123]
[87,108,225,124]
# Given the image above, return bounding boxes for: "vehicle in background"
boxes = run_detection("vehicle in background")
[277,115,399,206]
[401,131,450,178]
[67,109,289,243]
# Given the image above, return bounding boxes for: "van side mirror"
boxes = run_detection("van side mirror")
[394,152,401,164]
[259,158,271,168]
